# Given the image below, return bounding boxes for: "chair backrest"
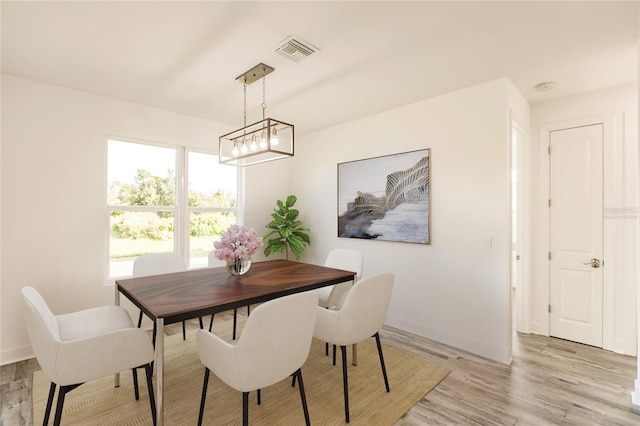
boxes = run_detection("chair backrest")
[324,249,363,280]
[215,291,318,392]
[21,287,61,381]
[336,272,394,343]
[132,252,186,277]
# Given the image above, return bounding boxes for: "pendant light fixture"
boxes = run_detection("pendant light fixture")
[219,63,294,166]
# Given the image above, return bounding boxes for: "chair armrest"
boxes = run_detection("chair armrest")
[327,281,353,308]
[55,328,154,386]
[57,306,134,341]
[196,329,243,390]
[313,306,346,345]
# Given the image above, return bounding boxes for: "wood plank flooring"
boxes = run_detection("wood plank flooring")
[2,311,640,425]
[388,328,640,425]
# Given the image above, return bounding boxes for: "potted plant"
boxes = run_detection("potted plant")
[263,195,311,261]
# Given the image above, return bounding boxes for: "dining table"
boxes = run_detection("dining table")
[115,259,356,426]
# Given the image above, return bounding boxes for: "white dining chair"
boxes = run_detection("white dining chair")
[317,248,363,357]
[21,286,156,426]
[207,250,250,340]
[133,252,193,341]
[196,291,319,426]
[313,272,394,423]
[318,249,363,309]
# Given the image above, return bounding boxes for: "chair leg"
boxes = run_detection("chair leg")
[209,313,215,332]
[242,391,249,426]
[53,387,67,426]
[138,309,156,372]
[374,332,390,392]
[144,363,157,426]
[132,368,140,400]
[233,308,238,340]
[295,369,311,426]
[340,345,350,423]
[199,316,204,329]
[182,320,187,340]
[324,307,330,357]
[257,388,261,405]
[150,323,157,372]
[333,344,337,366]
[198,368,211,426]
[53,383,81,426]
[44,382,56,426]
[230,305,250,339]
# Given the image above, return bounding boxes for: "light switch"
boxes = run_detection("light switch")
[482,237,492,249]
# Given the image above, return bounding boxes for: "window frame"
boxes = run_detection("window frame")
[105,137,241,283]
[182,147,242,268]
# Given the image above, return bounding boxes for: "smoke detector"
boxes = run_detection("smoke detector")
[535,81,555,92]
[275,36,318,62]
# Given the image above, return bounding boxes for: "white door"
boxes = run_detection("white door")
[549,124,603,347]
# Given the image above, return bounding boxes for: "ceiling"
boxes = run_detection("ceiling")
[2,1,638,135]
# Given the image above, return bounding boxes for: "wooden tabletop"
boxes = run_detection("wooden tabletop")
[116,259,355,324]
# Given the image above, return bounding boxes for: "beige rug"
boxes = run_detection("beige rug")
[32,317,450,425]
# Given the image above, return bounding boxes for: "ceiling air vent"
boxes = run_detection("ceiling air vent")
[275,36,318,63]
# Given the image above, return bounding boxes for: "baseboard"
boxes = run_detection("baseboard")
[1,344,34,366]
[385,315,512,364]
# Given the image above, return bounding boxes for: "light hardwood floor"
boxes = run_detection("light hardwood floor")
[3,312,640,425]
[388,327,640,425]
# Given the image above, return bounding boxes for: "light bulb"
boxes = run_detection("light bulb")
[249,136,258,151]
[232,146,240,156]
[260,131,267,149]
[271,127,279,146]
[240,143,248,154]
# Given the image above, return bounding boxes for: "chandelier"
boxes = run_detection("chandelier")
[219,63,294,166]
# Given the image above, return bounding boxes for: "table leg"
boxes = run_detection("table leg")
[156,318,164,426]
[114,287,120,387]
[352,344,358,366]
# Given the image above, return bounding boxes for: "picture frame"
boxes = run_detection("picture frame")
[337,149,430,244]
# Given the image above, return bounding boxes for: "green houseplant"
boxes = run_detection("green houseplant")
[263,195,311,261]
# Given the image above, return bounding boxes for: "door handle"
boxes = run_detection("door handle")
[582,258,601,268]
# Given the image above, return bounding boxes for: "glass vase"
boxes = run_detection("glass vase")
[226,257,252,276]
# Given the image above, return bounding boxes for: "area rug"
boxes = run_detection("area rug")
[32,317,450,425]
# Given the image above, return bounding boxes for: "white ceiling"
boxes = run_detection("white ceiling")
[2,1,638,135]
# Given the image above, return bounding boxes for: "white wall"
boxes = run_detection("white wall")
[0,75,237,363]
[243,158,294,261]
[249,78,526,363]
[530,84,638,356]
[2,74,526,365]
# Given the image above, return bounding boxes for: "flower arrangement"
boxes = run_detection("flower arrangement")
[213,225,262,273]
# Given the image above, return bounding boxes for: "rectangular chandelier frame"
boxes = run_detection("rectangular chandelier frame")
[219,117,294,167]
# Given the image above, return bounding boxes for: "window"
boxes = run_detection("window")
[107,139,238,278]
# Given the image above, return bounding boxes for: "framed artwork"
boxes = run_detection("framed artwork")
[337,149,430,244]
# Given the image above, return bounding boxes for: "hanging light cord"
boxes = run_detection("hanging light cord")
[243,80,248,128]
[262,74,267,120]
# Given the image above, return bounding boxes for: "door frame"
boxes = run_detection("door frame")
[511,115,533,334]
[536,114,618,351]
